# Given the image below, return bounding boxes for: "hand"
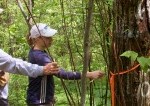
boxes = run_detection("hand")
[43,62,59,75]
[86,70,105,79]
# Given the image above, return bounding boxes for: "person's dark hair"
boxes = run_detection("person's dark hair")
[26,33,34,47]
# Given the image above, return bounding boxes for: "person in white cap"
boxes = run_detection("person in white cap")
[26,23,104,106]
[0,9,59,105]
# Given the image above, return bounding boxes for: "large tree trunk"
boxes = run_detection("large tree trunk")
[110,0,150,106]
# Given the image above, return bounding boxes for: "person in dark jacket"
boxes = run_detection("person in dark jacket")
[26,23,104,106]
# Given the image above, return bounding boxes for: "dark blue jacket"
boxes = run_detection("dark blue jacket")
[26,49,81,105]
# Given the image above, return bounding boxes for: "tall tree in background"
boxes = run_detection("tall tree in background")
[110,0,150,106]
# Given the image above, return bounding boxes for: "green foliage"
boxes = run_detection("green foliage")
[137,57,150,72]
[120,51,138,62]
[8,75,28,106]
[121,51,150,72]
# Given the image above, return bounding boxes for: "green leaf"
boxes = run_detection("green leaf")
[120,51,138,62]
[147,57,150,66]
[137,57,150,72]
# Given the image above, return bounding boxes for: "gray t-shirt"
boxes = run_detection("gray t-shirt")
[0,49,43,77]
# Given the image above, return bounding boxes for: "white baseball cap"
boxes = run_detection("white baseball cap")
[30,23,57,38]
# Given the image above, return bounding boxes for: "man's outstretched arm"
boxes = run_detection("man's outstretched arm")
[0,49,59,77]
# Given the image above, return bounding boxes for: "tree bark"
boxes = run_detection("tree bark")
[109,0,150,106]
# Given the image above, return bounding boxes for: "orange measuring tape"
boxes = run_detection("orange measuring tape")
[109,64,140,106]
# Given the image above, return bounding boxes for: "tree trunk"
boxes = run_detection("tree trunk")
[110,0,150,106]
[80,0,94,106]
